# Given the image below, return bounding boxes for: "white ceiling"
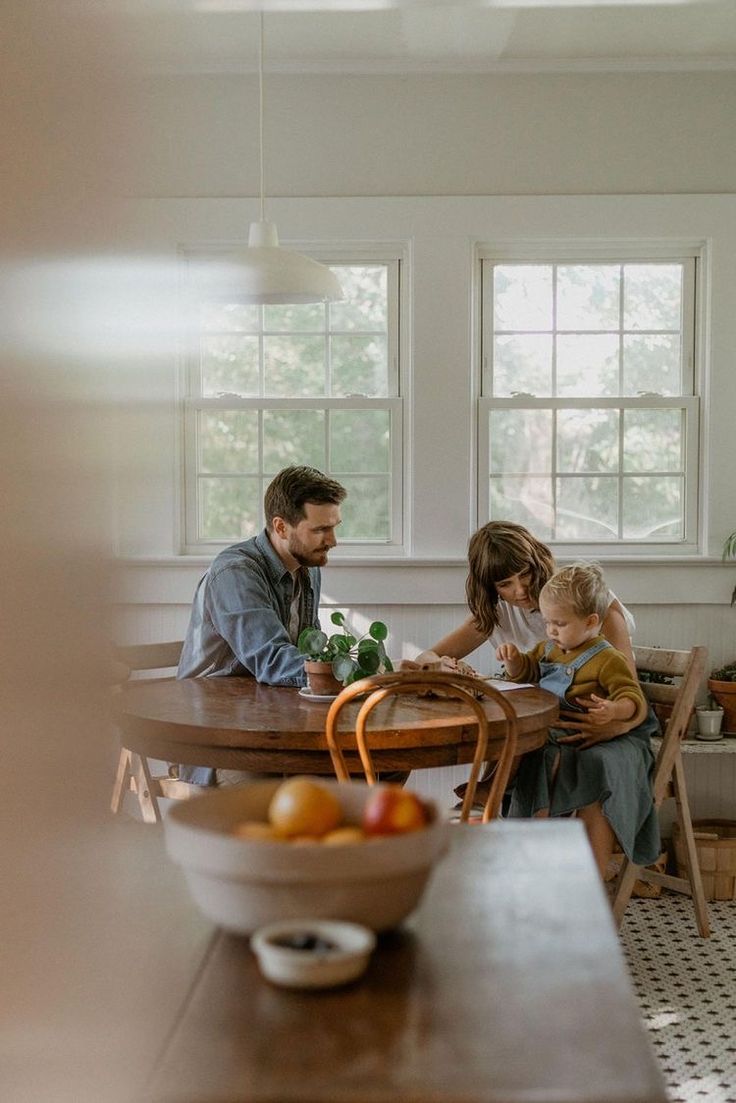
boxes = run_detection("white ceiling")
[137,0,736,74]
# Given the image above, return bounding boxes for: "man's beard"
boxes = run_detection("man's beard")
[288,536,330,567]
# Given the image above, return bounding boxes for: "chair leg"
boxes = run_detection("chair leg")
[612,858,641,929]
[132,753,162,824]
[111,748,132,814]
[672,754,710,938]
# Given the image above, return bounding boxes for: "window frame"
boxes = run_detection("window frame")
[179,244,408,557]
[477,243,703,557]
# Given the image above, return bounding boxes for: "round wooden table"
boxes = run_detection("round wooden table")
[116,677,558,776]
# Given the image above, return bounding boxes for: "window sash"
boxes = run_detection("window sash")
[478,395,700,553]
[481,256,696,398]
[181,253,404,555]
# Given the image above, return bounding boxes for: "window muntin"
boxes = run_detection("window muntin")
[183,258,402,553]
[480,257,699,551]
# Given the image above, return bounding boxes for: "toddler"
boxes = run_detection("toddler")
[496,562,647,732]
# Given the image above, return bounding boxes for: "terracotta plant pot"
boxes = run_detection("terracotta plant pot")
[707,679,736,734]
[304,660,343,697]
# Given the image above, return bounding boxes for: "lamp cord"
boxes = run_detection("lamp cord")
[258,12,265,223]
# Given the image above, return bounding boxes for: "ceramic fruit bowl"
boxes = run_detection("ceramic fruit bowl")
[164,779,449,935]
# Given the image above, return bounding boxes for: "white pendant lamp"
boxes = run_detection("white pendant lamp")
[220,14,342,306]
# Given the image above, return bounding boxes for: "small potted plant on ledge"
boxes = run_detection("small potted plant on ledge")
[298,612,393,697]
[695,697,725,741]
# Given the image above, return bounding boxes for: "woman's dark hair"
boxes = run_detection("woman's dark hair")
[466,522,555,636]
[264,465,346,528]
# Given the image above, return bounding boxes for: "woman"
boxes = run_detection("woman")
[407,522,660,878]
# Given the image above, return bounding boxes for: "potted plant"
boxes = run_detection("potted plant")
[708,662,736,735]
[725,528,736,606]
[298,612,393,696]
[695,696,725,741]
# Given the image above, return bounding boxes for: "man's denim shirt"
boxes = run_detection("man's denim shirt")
[176,530,321,784]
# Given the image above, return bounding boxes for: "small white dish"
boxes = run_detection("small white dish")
[251,918,376,989]
[298,687,339,702]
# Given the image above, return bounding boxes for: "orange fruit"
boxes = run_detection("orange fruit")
[268,778,342,838]
[322,826,366,846]
[233,821,284,841]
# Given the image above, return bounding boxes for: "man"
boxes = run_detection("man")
[176,465,346,784]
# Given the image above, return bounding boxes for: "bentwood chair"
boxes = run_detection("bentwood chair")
[325,670,519,822]
[110,640,203,823]
[612,644,710,937]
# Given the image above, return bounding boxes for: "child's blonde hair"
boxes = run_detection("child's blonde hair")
[539,561,609,622]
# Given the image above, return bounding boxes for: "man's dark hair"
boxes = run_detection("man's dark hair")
[264,466,347,528]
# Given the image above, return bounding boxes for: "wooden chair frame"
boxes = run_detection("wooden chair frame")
[325,671,519,822]
[110,640,202,823]
[612,644,710,937]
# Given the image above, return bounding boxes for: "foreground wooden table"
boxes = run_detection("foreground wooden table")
[117,677,558,776]
[146,821,666,1103]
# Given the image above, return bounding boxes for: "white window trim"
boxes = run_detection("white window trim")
[476,241,706,558]
[178,243,410,557]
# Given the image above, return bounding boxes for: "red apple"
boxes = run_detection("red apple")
[362,785,430,836]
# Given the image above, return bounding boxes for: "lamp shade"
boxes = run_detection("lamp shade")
[203,221,343,305]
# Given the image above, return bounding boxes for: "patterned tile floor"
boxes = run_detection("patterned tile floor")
[620,896,736,1103]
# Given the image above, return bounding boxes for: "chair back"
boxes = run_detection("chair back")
[113,641,184,677]
[634,645,708,807]
[324,670,519,823]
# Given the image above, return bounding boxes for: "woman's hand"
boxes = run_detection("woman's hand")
[399,652,479,676]
[554,696,636,749]
[399,650,441,671]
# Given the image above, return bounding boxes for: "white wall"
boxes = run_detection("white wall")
[135,71,736,197]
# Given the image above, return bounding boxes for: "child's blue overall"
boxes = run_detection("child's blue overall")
[538,637,612,744]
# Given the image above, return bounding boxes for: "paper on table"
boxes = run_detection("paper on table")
[482,677,534,692]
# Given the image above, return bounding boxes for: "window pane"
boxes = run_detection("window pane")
[330,335,388,397]
[556,477,618,540]
[490,409,552,474]
[557,408,619,473]
[201,303,259,332]
[557,265,620,331]
[556,334,619,397]
[199,477,259,541]
[338,476,390,540]
[623,335,681,396]
[264,302,325,333]
[622,476,683,538]
[199,411,259,473]
[494,266,552,331]
[330,409,390,473]
[263,410,325,474]
[493,334,552,397]
[489,476,553,541]
[330,266,388,332]
[623,409,683,472]
[624,264,682,331]
[201,335,259,397]
[263,336,326,397]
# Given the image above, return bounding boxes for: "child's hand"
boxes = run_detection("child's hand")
[495,643,520,664]
[583,694,619,726]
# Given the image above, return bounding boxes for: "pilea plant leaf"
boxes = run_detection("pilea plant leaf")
[298,612,392,684]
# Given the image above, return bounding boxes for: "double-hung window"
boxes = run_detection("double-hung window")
[182,249,403,554]
[479,249,700,554]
